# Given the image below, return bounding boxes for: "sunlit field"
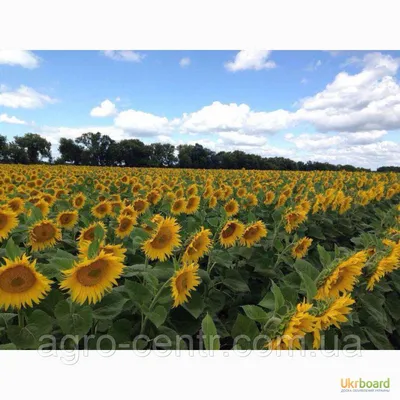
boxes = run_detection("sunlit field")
[0,164,399,350]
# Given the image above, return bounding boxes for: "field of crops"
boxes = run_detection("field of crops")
[0,164,399,351]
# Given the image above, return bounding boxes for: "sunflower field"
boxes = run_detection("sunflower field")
[0,164,400,351]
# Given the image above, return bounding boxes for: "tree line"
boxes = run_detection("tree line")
[0,131,396,172]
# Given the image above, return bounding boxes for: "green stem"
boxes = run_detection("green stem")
[140,278,171,335]
[18,309,25,328]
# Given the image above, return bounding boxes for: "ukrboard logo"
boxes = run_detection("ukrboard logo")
[340,378,390,393]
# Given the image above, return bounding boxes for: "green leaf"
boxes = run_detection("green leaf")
[0,343,17,350]
[5,237,22,260]
[0,312,17,327]
[296,270,317,301]
[231,314,260,350]
[271,281,285,312]
[182,291,204,319]
[201,313,220,350]
[108,319,132,344]
[242,305,269,323]
[124,280,153,305]
[258,292,275,310]
[7,310,52,349]
[363,327,393,350]
[55,300,93,339]
[317,244,332,268]
[93,292,128,320]
[146,305,168,328]
[222,272,250,292]
[122,264,147,277]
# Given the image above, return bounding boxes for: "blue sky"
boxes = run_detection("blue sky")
[1,50,400,169]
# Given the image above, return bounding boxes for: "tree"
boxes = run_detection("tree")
[75,132,116,166]
[58,138,84,164]
[114,139,151,167]
[149,143,177,167]
[0,135,8,162]
[14,133,52,163]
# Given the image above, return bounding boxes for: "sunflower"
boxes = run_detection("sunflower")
[91,201,111,219]
[147,190,161,205]
[115,215,136,239]
[60,251,124,305]
[72,192,86,209]
[208,196,217,209]
[244,193,258,209]
[0,254,52,310]
[315,251,368,300]
[120,205,138,222]
[219,220,245,248]
[7,197,25,215]
[57,210,79,229]
[171,263,201,307]
[224,199,239,217]
[367,243,400,291]
[239,221,267,247]
[171,198,187,215]
[313,295,355,349]
[292,237,313,259]
[142,217,181,261]
[78,222,107,246]
[79,242,126,261]
[0,207,19,240]
[284,207,307,234]
[264,191,275,205]
[34,199,50,217]
[266,302,316,350]
[28,219,61,252]
[182,228,212,263]
[133,198,150,215]
[186,195,200,214]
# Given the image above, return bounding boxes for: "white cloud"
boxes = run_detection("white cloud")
[225,50,276,72]
[103,51,145,63]
[0,50,41,69]
[179,57,191,68]
[0,85,56,109]
[301,78,308,84]
[295,52,400,132]
[114,109,171,136]
[217,131,267,146]
[179,101,293,134]
[90,99,117,117]
[305,59,322,72]
[0,113,27,125]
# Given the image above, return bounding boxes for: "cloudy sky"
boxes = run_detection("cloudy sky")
[0,50,400,169]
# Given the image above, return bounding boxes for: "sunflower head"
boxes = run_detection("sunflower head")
[72,193,86,209]
[142,217,181,261]
[91,201,111,219]
[60,251,124,304]
[224,199,239,217]
[0,254,52,310]
[186,196,200,214]
[7,197,25,215]
[219,220,245,248]
[133,198,150,215]
[292,237,313,259]
[0,206,19,240]
[239,221,267,247]
[29,219,61,252]
[171,263,201,307]
[171,198,187,215]
[115,215,136,239]
[57,210,79,229]
[182,228,212,263]
[79,222,107,245]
